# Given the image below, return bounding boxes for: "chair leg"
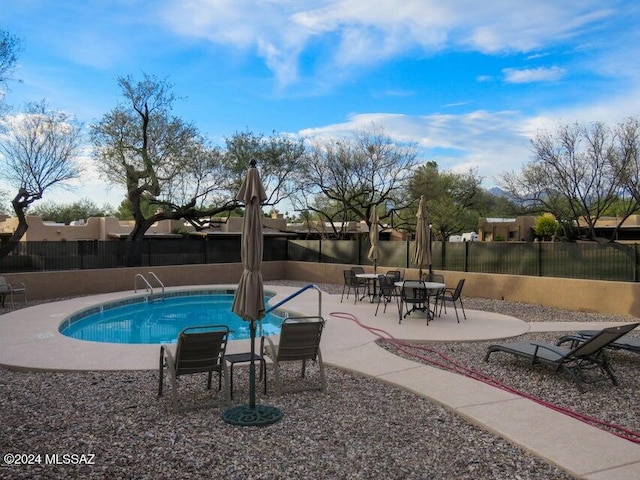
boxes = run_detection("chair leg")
[459,298,467,320]
[158,353,165,396]
[375,293,387,316]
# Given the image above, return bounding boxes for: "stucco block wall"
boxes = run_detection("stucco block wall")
[3,260,640,318]
[283,261,640,318]
[2,262,287,301]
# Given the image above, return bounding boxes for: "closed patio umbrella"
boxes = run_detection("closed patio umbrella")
[231,162,266,323]
[222,159,282,426]
[413,195,431,280]
[367,207,380,272]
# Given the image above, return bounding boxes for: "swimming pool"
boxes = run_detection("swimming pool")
[59,290,284,344]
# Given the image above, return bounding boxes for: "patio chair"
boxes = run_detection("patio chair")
[424,272,445,313]
[158,325,231,412]
[341,269,363,304]
[261,316,327,396]
[386,270,403,283]
[0,276,27,308]
[375,274,398,316]
[399,280,431,324]
[484,322,640,393]
[437,279,466,322]
[556,328,640,354]
[350,266,370,298]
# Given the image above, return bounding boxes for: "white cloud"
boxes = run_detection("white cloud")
[299,109,532,186]
[158,0,614,88]
[502,66,566,83]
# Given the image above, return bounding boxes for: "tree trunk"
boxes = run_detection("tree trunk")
[0,189,32,260]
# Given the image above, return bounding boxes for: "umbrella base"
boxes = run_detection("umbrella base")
[221,404,283,426]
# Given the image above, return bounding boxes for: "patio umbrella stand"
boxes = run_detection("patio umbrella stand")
[221,160,283,427]
[220,319,282,426]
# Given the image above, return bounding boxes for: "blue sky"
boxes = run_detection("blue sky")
[2,0,640,209]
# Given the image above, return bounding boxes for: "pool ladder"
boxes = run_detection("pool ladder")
[265,284,322,318]
[134,272,165,299]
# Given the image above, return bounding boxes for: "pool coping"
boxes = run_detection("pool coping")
[0,283,628,372]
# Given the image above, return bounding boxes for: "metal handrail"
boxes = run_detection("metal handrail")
[146,271,165,295]
[266,283,322,318]
[134,274,153,294]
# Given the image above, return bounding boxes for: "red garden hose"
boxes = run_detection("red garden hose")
[330,311,640,444]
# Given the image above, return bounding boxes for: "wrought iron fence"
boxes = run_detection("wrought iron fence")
[2,237,638,282]
[287,239,640,282]
[0,237,288,273]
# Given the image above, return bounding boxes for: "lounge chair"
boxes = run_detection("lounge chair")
[158,325,231,411]
[556,328,640,354]
[484,322,640,393]
[261,316,327,396]
[0,276,27,308]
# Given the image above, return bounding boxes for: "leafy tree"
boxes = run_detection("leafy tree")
[296,124,418,238]
[90,73,235,242]
[29,198,113,224]
[408,162,487,240]
[501,121,640,242]
[0,101,83,258]
[534,214,558,240]
[114,197,157,220]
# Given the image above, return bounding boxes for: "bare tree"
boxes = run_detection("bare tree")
[0,29,21,109]
[90,73,235,242]
[296,125,418,238]
[501,121,639,241]
[0,101,83,257]
[222,130,307,208]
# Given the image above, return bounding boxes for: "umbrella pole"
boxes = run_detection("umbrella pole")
[249,319,257,409]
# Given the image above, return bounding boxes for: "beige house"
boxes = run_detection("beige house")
[478,217,536,242]
[0,213,289,243]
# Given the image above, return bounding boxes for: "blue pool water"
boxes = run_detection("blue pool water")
[60,293,284,344]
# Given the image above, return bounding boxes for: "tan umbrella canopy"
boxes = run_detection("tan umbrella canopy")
[231,162,267,322]
[225,160,282,426]
[367,207,380,272]
[413,195,431,280]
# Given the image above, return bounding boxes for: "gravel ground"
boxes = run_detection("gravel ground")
[1,281,638,479]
